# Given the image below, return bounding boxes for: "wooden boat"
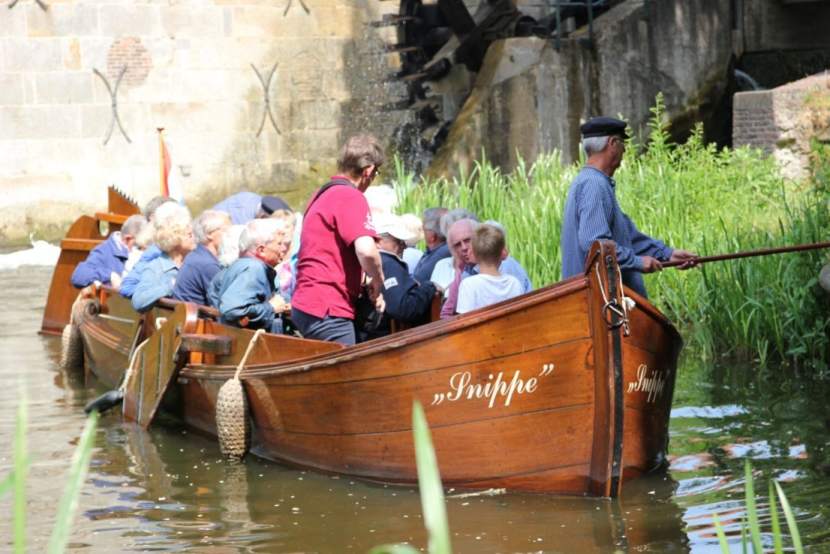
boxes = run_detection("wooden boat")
[42,191,682,497]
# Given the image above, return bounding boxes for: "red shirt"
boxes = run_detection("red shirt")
[292,178,377,319]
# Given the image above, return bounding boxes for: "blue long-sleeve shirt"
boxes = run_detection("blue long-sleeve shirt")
[560,166,673,297]
[71,232,129,288]
[213,256,278,331]
[212,192,262,225]
[172,244,221,306]
[120,244,163,298]
[412,242,451,284]
[131,254,179,313]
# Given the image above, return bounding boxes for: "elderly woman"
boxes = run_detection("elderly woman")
[172,209,232,305]
[131,203,196,313]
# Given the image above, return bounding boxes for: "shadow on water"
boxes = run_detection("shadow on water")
[2,266,830,552]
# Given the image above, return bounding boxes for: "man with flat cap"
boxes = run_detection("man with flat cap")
[560,116,695,297]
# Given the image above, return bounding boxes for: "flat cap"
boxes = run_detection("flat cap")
[260,195,291,215]
[580,116,629,139]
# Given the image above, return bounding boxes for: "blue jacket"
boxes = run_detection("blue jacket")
[212,192,262,225]
[131,254,179,313]
[359,251,436,340]
[213,256,277,331]
[71,233,129,288]
[172,244,221,306]
[412,242,450,284]
[120,244,163,298]
[560,166,672,297]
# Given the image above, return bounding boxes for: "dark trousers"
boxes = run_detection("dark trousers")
[291,307,356,346]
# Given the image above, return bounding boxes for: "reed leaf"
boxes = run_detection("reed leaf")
[14,386,28,554]
[774,481,804,554]
[712,512,731,553]
[47,411,99,554]
[412,400,452,554]
[743,460,764,553]
[769,480,783,554]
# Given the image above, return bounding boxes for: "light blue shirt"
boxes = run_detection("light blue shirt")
[131,253,179,313]
[560,166,672,297]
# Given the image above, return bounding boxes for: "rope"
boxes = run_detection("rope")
[119,338,150,392]
[233,329,266,381]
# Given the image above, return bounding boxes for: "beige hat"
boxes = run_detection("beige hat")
[374,214,416,242]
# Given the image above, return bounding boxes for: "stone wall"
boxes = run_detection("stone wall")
[734,73,830,180]
[0,0,404,245]
[429,0,734,177]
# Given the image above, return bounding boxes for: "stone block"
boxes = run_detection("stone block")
[99,5,162,37]
[64,37,82,70]
[0,74,24,105]
[160,6,223,38]
[288,99,342,130]
[229,6,287,37]
[0,8,26,37]
[284,129,339,160]
[79,38,112,74]
[0,105,81,140]
[34,72,95,104]
[26,4,100,37]
[4,38,63,71]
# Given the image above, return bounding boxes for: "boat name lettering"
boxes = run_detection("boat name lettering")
[626,364,666,403]
[432,363,555,408]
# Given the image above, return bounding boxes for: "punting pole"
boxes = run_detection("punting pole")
[662,241,830,269]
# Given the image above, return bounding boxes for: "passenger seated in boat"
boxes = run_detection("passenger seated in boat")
[430,208,478,293]
[70,214,147,289]
[131,204,196,313]
[456,223,524,314]
[268,209,297,302]
[120,196,178,298]
[412,207,450,283]
[172,210,231,306]
[356,215,437,341]
[399,213,425,275]
[212,191,291,225]
[211,218,292,333]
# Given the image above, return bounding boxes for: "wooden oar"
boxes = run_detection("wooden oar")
[662,241,830,269]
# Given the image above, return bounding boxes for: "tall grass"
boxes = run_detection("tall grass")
[394,96,830,373]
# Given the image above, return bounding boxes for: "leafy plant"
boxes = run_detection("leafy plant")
[369,401,452,554]
[2,390,99,554]
[711,460,803,553]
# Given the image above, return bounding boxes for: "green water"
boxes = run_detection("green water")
[1,266,829,552]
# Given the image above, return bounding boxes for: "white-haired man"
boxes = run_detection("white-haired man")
[210,218,291,333]
[71,214,147,288]
[172,210,232,305]
[560,116,695,297]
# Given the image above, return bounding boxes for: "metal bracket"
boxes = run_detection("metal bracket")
[251,62,281,137]
[93,66,132,145]
[8,0,48,11]
[283,0,310,16]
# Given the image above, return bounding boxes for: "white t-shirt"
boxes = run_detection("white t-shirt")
[430,256,455,295]
[403,247,424,275]
[456,273,523,314]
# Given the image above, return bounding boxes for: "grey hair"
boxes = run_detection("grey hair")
[142,196,176,221]
[582,135,611,156]
[238,218,286,254]
[218,224,245,267]
[439,208,479,238]
[193,210,231,245]
[121,214,147,238]
[422,207,448,239]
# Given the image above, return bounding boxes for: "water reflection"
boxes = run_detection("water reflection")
[2,266,829,552]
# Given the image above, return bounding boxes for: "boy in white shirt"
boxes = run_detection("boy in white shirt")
[456,223,524,313]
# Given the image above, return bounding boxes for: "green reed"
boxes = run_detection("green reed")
[2,389,99,554]
[394,95,830,374]
[712,460,803,554]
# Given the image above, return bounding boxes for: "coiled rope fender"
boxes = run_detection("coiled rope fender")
[216,329,266,460]
[60,294,89,370]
